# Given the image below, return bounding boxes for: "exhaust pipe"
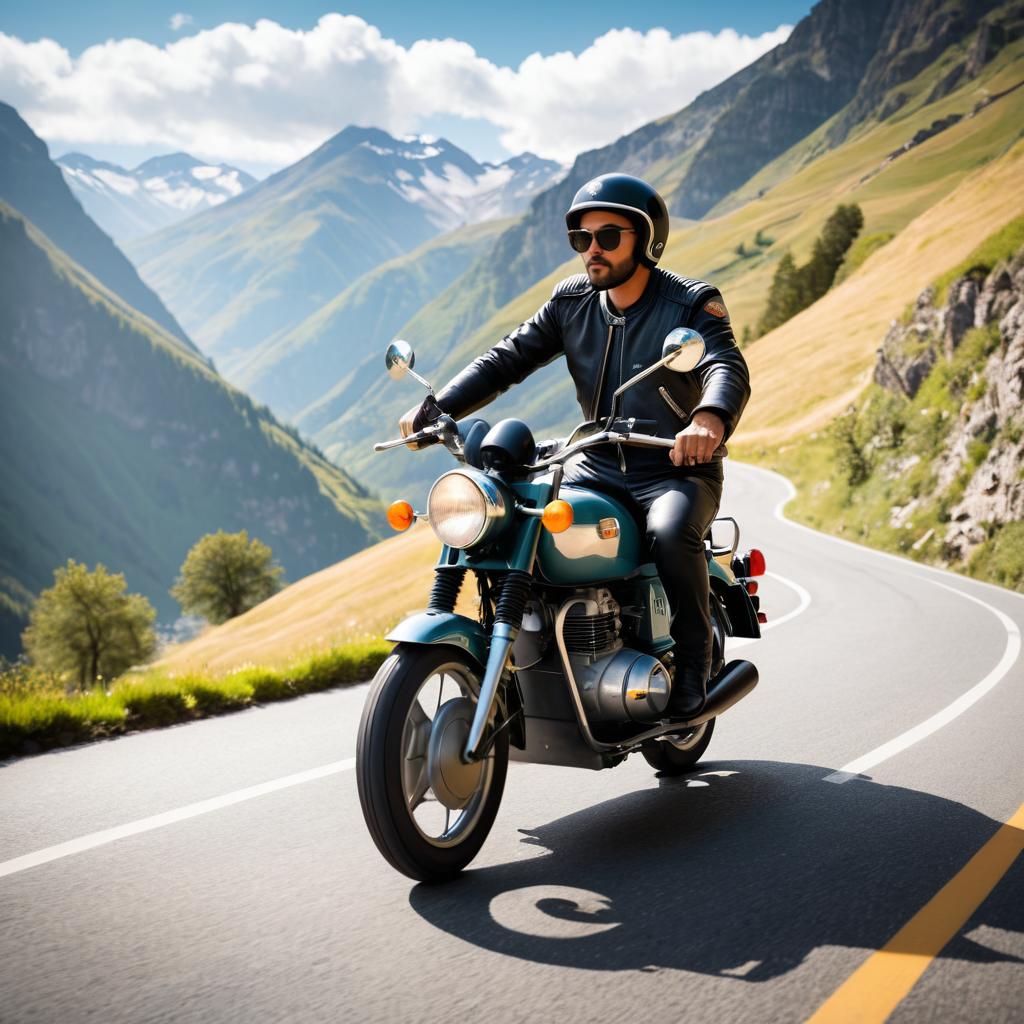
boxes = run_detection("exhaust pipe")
[678,659,758,728]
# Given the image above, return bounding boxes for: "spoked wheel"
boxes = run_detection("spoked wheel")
[356,643,508,883]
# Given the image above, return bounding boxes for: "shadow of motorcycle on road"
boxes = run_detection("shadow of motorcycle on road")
[408,760,1024,981]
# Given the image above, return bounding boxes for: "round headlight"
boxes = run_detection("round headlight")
[427,471,506,549]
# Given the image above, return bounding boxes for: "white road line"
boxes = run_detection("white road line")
[738,461,1024,604]
[761,571,812,630]
[727,570,811,649]
[731,461,1023,781]
[823,578,1021,783]
[0,758,355,880]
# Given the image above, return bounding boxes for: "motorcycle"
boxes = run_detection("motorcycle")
[356,330,766,882]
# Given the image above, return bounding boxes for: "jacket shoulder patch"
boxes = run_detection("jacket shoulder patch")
[703,299,729,319]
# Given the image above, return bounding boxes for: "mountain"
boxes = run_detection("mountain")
[126,128,562,364]
[0,201,382,658]
[316,0,1024,503]
[231,217,513,421]
[464,0,1008,325]
[57,151,256,243]
[0,103,196,353]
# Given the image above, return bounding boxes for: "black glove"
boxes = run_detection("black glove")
[411,394,443,432]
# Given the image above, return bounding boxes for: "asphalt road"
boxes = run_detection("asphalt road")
[2,461,1023,1023]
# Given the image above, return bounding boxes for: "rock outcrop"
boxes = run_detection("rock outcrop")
[873,246,1024,561]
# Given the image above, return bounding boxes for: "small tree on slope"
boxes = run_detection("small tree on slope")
[172,530,283,625]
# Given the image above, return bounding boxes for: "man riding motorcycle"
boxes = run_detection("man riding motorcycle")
[400,173,751,718]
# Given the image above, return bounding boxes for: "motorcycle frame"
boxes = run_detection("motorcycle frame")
[385,468,754,768]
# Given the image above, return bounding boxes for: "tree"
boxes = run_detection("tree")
[757,252,808,335]
[755,203,864,337]
[803,203,864,298]
[172,530,284,624]
[23,560,156,689]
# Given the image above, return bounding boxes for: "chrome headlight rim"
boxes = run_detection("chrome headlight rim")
[427,469,508,550]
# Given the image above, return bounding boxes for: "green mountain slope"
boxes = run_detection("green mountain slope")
[126,128,559,366]
[231,217,513,422]
[323,8,1024,504]
[0,103,196,355]
[0,203,382,657]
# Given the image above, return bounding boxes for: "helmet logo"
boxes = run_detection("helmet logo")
[654,242,664,252]
[585,180,601,197]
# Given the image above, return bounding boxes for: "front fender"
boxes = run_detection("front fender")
[386,611,488,668]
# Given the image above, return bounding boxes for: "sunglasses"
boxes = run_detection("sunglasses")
[567,226,637,253]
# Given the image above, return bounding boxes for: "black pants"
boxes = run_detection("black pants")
[562,450,723,678]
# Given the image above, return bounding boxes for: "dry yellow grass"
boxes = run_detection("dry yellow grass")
[156,522,476,674]
[732,138,1024,449]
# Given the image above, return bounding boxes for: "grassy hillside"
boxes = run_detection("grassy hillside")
[231,217,513,421]
[763,220,1024,591]
[0,202,382,656]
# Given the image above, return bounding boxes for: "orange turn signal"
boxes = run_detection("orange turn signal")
[541,499,573,533]
[386,499,415,532]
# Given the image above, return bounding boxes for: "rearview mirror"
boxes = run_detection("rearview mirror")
[384,339,434,392]
[662,327,705,373]
[385,339,415,380]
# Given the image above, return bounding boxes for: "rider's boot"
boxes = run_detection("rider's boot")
[665,654,709,720]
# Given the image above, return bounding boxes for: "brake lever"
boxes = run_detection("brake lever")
[373,424,441,452]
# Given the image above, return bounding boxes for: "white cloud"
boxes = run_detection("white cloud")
[169,13,193,32]
[0,16,791,166]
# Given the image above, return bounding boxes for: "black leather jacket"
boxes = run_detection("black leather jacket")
[433,267,751,467]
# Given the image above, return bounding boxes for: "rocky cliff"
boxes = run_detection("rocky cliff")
[873,243,1024,565]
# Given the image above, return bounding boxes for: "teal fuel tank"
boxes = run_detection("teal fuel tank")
[535,484,642,585]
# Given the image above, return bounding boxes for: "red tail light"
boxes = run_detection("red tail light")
[757,612,767,624]
[745,581,758,595]
[746,549,766,576]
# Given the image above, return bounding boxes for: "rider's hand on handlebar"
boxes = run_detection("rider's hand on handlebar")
[399,397,441,450]
[670,410,724,467]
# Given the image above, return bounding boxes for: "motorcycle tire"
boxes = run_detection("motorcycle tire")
[356,643,509,883]
[640,718,715,775]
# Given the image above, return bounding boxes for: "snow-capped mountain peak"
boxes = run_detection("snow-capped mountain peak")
[325,128,564,230]
[57,151,257,242]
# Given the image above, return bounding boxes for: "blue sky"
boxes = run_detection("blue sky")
[4,2,813,64]
[1,3,811,172]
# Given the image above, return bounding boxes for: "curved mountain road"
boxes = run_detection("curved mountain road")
[2,461,1022,1023]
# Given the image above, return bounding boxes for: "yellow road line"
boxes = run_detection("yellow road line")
[807,803,1024,1024]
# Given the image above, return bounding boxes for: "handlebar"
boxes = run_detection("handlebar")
[373,423,442,452]
[373,417,678,467]
[525,428,675,471]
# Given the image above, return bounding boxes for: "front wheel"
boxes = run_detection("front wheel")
[356,643,508,883]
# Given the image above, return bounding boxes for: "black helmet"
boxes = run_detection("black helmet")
[565,173,669,268]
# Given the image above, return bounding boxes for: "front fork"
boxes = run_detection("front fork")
[462,515,544,762]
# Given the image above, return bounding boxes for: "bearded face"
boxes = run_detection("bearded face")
[576,210,642,292]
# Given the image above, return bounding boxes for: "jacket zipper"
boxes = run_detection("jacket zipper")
[658,385,689,421]
[589,322,615,421]
[616,320,628,471]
